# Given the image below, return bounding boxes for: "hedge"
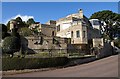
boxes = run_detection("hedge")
[2,57,68,71]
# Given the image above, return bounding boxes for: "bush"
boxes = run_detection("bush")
[2,57,68,71]
[2,32,11,39]
[2,36,21,55]
[114,38,120,48]
[18,27,32,36]
[0,24,11,39]
[0,24,7,33]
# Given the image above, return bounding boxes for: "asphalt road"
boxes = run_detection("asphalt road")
[4,55,118,77]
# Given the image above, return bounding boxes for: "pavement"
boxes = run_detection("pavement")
[3,55,119,77]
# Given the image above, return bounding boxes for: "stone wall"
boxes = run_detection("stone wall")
[93,38,104,47]
[41,24,56,37]
[25,36,70,53]
[100,42,113,57]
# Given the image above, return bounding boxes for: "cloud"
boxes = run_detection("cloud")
[4,14,34,24]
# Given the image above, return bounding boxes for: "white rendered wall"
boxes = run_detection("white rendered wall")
[57,20,72,31]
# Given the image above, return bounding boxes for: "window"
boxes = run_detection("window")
[39,36,43,45]
[73,21,78,26]
[76,30,80,38]
[71,31,73,38]
[52,31,55,36]
[93,20,100,25]
[83,31,85,38]
[57,25,60,32]
[53,38,55,44]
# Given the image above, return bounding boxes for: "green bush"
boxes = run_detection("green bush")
[18,27,32,36]
[2,32,11,39]
[2,57,68,71]
[0,24,11,39]
[2,36,21,55]
[114,38,120,48]
[0,24,7,33]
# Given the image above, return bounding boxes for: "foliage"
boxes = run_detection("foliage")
[0,24,7,32]
[2,32,11,39]
[16,17,22,22]
[2,57,68,71]
[19,36,28,56]
[11,28,20,39]
[90,10,120,41]
[90,10,120,21]
[15,17,26,28]
[6,17,26,31]
[114,38,120,48]
[18,27,32,36]
[6,21,10,31]
[0,24,11,39]
[2,36,21,55]
[27,18,35,26]
[23,21,29,27]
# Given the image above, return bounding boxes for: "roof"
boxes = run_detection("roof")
[35,22,40,24]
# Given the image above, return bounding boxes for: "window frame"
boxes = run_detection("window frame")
[76,30,80,38]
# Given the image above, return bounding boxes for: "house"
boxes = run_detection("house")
[56,9,102,51]
[9,9,106,55]
[26,20,70,53]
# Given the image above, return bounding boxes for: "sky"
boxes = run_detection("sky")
[2,2,119,24]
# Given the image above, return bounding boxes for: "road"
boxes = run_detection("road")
[4,55,118,77]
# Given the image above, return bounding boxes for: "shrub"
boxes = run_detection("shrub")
[2,57,68,71]
[2,36,21,55]
[18,27,32,36]
[114,38,120,48]
[0,24,11,39]
[2,32,11,39]
[0,24,7,33]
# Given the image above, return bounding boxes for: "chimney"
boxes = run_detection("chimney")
[78,9,83,18]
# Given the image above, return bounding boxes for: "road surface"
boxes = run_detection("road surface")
[4,55,118,77]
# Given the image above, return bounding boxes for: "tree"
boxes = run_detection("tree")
[114,38,120,48]
[19,36,28,58]
[1,24,7,33]
[15,17,25,28]
[11,28,20,39]
[7,17,30,31]
[90,10,120,41]
[18,27,32,36]
[0,24,11,39]
[6,21,10,31]
[23,21,29,27]
[2,32,11,39]
[90,10,120,22]
[2,36,21,57]
[27,18,35,26]
[16,17,22,22]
